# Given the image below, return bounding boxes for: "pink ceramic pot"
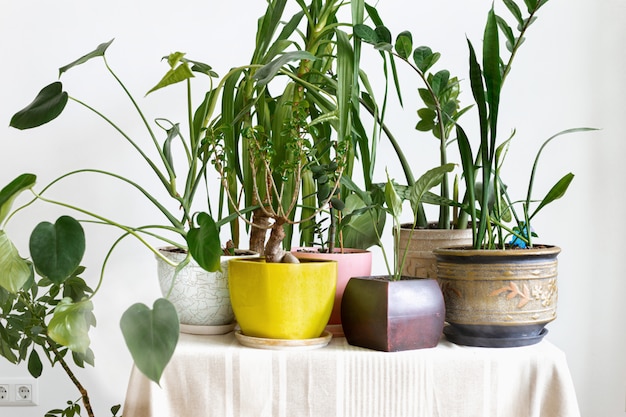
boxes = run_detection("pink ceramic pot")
[291,247,372,336]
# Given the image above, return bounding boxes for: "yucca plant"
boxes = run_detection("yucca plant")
[204,0,375,262]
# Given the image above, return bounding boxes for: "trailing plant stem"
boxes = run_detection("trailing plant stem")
[48,338,95,417]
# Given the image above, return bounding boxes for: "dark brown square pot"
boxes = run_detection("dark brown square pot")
[340,276,445,352]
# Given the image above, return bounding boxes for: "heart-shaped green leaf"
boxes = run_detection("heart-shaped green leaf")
[0,232,32,293]
[10,82,68,130]
[48,298,96,354]
[29,216,85,284]
[120,299,179,384]
[186,212,222,272]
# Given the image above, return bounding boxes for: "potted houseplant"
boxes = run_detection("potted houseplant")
[430,0,596,347]
[206,0,369,343]
[7,40,245,383]
[353,9,475,279]
[340,164,454,352]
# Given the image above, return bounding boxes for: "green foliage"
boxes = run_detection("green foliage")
[456,0,596,249]
[120,299,179,384]
[354,19,469,229]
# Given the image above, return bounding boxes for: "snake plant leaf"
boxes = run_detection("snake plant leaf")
[10,82,68,130]
[0,232,32,293]
[0,173,36,225]
[394,31,413,60]
[48,297,96,355]
[58,39,114,76]
[29,216,85,285]
[120,298,179,385]
[186,212,222,272]
[530,173,574,220]
[253,51,317,87]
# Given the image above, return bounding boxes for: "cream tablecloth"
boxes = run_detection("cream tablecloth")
[122,332,580,417]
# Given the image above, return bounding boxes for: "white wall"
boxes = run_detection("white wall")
[0,1,624,416]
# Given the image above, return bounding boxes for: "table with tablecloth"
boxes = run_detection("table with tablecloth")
[122,331,580,417]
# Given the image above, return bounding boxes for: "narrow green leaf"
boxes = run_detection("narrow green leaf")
[523,0,538,13]
[186,212,222,272]
[0,173,36,225]
[10,82,68,129]
[120,299,179,384]
[253,51,317,87]
[29,216,85,284]
[496,15,516,52]
[531,173,574,219]
[58,39,114,76]
[0,232,32,293]
[503,0,524,25]
[48,298,95,354]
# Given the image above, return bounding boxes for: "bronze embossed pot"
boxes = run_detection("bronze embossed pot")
[434,245,560,348]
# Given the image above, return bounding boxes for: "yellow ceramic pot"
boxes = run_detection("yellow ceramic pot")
[229,258,337,339]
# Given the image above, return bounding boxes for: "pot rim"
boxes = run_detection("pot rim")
[349,275,437,282]
[157,246,258,260]
[229,257,337,265]
[291,246,371,255]
[433,244,561,258]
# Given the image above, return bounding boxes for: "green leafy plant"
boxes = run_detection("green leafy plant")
[454,0,596,249]
[354,12,470,230]
[0,177,123,417]
[7,40,239,387]
[204,0,372,262]
[343,164,454,280]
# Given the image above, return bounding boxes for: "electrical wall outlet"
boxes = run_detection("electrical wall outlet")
[0,379,38,406]
[0,385,9,402]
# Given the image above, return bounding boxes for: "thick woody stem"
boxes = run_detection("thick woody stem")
[249,208,270,255]
[264,221,287,263]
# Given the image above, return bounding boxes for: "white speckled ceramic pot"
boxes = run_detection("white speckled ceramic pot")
[156,247,258,332]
